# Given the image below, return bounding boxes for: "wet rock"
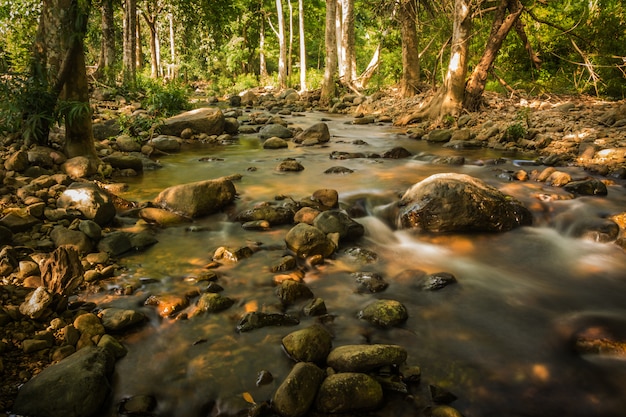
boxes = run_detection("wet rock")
[272,362,326,417]
[430,384,458,404]
[563,178,608,196]
[114,135,142,152]
[293,122,330,145]
[145,294,189,317]
[382,146,412,159]
[154,177,236,218]
[195,293,235,313]
[263,136,289,149]
[0,211,41,233]
[315,372,383,413]
[324,166,354,174]
[74,313,106,348]
[139,207,190,226]
[313,210,364,241]
[285,223,336,259]
[19,287,54,320]
[98,308,146,332]
[118,395,157,416]
[414,271,458,291]
[104,153,145,173]
[236,311,299,332]
[62,156,98,179]
[242,220,271,230]
[97,334,127,359]
[276,159,304,172]
[276,279,314,304]
[303,298,327,316]
[78,219,102,240]
[5,149,29,171]
[398,173,532,233]
[213,245,254,262]
[235,205,295,225]
[358,299,408,328]
[566,218,620,242]
[342,247,378,264]
[326,344,407,372]
[271,255,297,272]
[282,324,333,363]
[260,123,293,139]
[309,189,339,210]
[294,207,320,224]
[426,129,453,143]
[546,170,572,186]
[50,226,93,254]
[12,347,114,417]
[57,182,116,226]
[431,405,464,417]
[160,107,225,137]
[151,134,182,152]
[97,231,133,256]
[353,272,388,293]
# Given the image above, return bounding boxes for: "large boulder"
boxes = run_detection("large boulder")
[57,182,117,226]
[12,347,115,417]
[285,223,336,259]
[153,177,236,218]
[272,362,326,417]
[159,107,225,137]
[293,122,330,145]
[315,373,383,413]
[398,173,532,232]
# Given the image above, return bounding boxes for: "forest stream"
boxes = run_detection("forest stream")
[74,110,626,417]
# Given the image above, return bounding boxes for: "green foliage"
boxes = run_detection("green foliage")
[139,78,192,117]
[117,112,160,138]
[504,122,526,141]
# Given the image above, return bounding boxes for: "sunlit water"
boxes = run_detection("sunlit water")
[89,111,626,417]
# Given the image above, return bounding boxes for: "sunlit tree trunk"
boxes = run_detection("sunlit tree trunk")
[463,0,523,110]
[136,14,143,70]
[142,1,165,79]
[298,0,307,92]
[400,0,420,97]
[168,13,176,78]
[260,8,268,80]
[276,0,287,88]
[335,1,343,79]
[95,0,116,83]
[339,0,356,85]
[288,0,294,82]
[123,0,137,85]
[321,0,338,106]
[30,0,98,161]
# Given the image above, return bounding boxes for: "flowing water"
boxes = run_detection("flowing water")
[89,111,626,417]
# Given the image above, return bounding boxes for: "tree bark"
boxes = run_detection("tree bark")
[95,0,116,83]
[399,0,420,97]
[298,0,307,92]
[276,0,288,89]
[321,0,338,106]
[463,0,523,111]
[259,6,268,80]
[339,0,356,85]
[123,0,137,85]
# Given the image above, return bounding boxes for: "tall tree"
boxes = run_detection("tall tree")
[298,0,307,91]
[463,0,523,110]
[95,0,116,83]
[321,0,338,105]
[338,0,356,86]
[123,0,137,85]
[399,0,420,97]
[275,0,288,88]
[141,0,166,78]
[31,0,98,161]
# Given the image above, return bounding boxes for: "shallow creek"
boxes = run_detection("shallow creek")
[89,112,626,417]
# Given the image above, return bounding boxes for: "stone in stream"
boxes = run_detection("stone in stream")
[414,271,458,291]
[563,178,608,196]
[293,122,331,145]
[276,158,304,172]
[275,280,314,304]
[315,372,383,413]
[263,136,290,149]
[358,299,408,328]
[285,223,336,259]
[281,324,333,364]
[159,107,225,136]
[12,347,115,417]
[236,311,299,332]
[398,173,533,233]
[313,210,364,241]
[139,207,190,226]
[259,123,293,139]
[195,292,235,313]
[98,308,146,332]
[235,204,295,225]
[353,272,388,293]
[56,182,116,226]
[153,177,236,218]
[272,362,326,417]
[326,344,408,372]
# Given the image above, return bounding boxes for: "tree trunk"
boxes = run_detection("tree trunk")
[463,0,523,111]
[339,0,356,85]
[95,0,116,83]
[259,7,268,80]
[399,0,420,97]
[288,0,294,82]
[144,14,159,78]
[321,0,338,106]
[335,1,343,80]
[123,0,137,85]
[276,0,288,89]
[298,0,307,92]
[396,0,472,124]
[168,13,176,79]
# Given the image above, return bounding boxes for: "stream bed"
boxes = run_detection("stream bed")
[89,111,626,417]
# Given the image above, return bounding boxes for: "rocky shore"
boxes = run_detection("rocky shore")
[1,87,625,416]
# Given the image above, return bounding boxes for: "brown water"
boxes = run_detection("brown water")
[91,112,626,417]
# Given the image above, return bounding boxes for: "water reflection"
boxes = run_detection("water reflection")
[93,112,626,417]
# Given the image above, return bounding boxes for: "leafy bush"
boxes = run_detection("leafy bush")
[140,78,192,117]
